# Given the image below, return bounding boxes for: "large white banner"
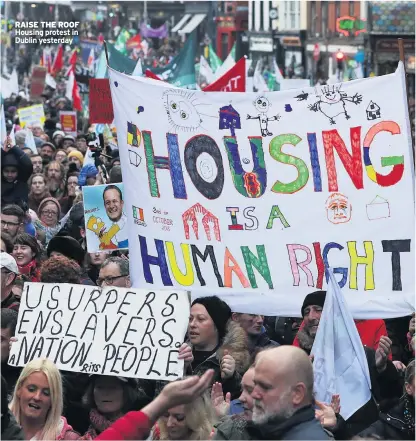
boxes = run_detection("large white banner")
[9,283,190,380]
[109,63,415,318]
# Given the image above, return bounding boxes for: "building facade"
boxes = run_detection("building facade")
[305,0,367,81]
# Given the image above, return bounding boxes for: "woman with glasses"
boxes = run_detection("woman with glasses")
[34,198,61,245]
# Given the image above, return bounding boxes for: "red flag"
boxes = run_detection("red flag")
[126,34,141,50]
[72,78,82,111]
[145,69,163,81]
[68,49,77,67]
[51,45,64,75]
[204,57,246,92]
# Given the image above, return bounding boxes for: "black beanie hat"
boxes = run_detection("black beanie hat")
[47,235,86,266]
[301,290,326,317]
[191,296,232,341]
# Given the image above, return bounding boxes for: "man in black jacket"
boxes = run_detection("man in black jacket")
[1,137,33,206]
[247,346,331,440]
[297,290,402,436]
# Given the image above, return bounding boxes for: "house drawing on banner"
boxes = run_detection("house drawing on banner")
[182,203,221,242]
[366,101,381,120]
[219,105,241,137]
[366,195,390,220]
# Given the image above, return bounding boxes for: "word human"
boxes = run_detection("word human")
[9,284,190,381]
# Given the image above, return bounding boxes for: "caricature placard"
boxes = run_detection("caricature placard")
[83,183,129,252]
[109,64,415,318]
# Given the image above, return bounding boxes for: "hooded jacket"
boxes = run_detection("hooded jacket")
[1,145,33,206]
[191,320,251,400]
[358,396,415,440]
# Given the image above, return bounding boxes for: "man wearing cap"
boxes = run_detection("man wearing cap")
[0,253,20,312]
[63,135,76,150]
[40,142,56,161]
[294,290,402,436]
[68,151,84,171]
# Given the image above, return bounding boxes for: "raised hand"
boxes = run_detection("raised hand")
[315,400,337,429]
[211,382,231,418]
[178,343,193,369]
[375,336,392,372]
[220,349,236,380]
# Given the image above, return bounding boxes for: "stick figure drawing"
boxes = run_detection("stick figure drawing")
[247,96,281,137]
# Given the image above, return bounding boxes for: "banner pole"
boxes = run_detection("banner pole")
[103,41,110,65]
[398,38,415,162]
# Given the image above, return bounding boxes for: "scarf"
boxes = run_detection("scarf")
[84,408,123,439]
[34,219,61,245]
[18,259,40,282]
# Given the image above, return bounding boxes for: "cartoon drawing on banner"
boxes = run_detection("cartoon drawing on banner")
[294,91,309,101]
[137,105,144,114]
[326,193,352,224]
[366,101,381,120]
[247,96,281,137]
[163,89,212,132]
[133,206,147,226]
[83,184,129,252]
[127,121,141,147]
[182,203,221,242]
[307,84,362,125]
[219,105,241,137]
[366,196,390,220]
[129,150,141,167]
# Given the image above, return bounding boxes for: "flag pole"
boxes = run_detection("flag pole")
[103,41,110,65]
[398,38,415,161]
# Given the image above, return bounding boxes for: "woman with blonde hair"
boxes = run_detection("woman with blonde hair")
[150,390,215,440]
[9,358,79,440]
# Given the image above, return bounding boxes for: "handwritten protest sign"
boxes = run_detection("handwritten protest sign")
[89,79,114,124]
[60,111,77,137]
[83,183,128,252]
[30,66,47,100]
[109,63,415,318]
[17,104,45,128]
[9,283,190,380]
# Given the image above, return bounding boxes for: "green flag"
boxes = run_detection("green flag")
[114,28,130,55]
[208,43,222,73]
[150,32,197,88]
[106,43,137,75]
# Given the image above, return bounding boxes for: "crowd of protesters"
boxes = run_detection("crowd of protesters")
[0,20,415,441]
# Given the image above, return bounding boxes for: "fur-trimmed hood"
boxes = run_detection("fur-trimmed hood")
[217,320,251,374]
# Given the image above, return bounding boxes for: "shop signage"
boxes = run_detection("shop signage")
[336,16,366,37]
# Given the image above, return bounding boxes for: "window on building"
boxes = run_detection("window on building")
[290,0,296,29]
[335,1,341,26]
[310,1,316,36]
[349,1,355,17]
[322,1,328,37]
[260,1,264,31]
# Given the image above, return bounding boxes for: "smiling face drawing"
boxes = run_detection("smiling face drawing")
[326,193,351,224]
[320,85,342,104]
[163,90,204,132]
[254,96,271,113]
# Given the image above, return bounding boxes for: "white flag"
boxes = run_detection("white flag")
[311,269,372,420]
[24,129,38,154]
[214,50,236,79]
[65,71,74,102]
[45,73,57,89]
[132,58,143,76]
[9,124,16,147]
[199,55,214,84]
[1,104,6,144]
[273,59,285,83]
[253,60,269,92]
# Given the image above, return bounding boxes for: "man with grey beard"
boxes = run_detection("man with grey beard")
[247,346,330,440]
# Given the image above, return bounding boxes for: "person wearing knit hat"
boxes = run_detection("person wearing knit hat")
[189,296,250,399]
[35,197,62,245]
[68,150,84,170]
[52,130,65,148]
[63,135,75,150]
